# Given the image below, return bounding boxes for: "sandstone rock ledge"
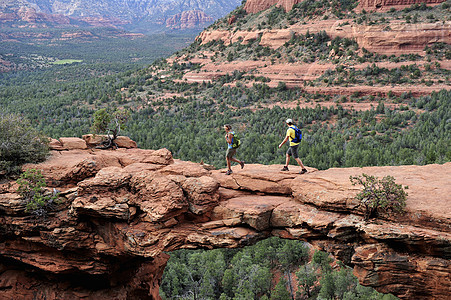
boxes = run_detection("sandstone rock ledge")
[0,147,450,299]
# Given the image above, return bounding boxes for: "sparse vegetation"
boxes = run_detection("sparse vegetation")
[91,108,130,149]
[0,113,50,176]
[350,174,408,220]
[17,169,59,218]
[314,62,450,87]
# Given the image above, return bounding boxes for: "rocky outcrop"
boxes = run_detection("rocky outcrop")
[0,6,70,25]
[179,52,450,96]
[165,10,214,29]
[244,0,302,14]
[351,22,451,54]
[0,145,450,299]
[49,136,137,150]
[191,19,450,97]
[243,0,446,13]
[359,0,445,11]
[196,20,451,55]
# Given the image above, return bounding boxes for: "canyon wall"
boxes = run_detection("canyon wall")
[359,0,445,10]
[196,20,451,55]
[244,0,302,13]
[0,138,450,299]
[165,10,214,29]
[0,6,70,25]
[243,0,446,14]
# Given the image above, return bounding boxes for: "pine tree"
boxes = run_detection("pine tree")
[270,277,291,300]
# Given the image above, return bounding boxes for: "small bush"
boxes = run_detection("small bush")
[0,113,49,176]
[17,169,59,218]
[350,174,408,220]
[91,108,130,149]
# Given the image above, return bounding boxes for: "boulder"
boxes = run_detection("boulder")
[82,134,107,147]
[114,136,137,148]
[58,137,88,150]
[49,138,64,150]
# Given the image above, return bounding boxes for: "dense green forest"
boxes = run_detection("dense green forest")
[1,58,449,170]
[125,86,450,169]
[161,238,398,299]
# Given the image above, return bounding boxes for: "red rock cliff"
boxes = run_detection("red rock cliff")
[243,0,446,13]
[0,138,449,299]
[165,10,214,29]
[244,0,302,13]
[359,0,445,10]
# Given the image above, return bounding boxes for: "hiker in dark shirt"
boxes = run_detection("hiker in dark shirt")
[278,119,307,174]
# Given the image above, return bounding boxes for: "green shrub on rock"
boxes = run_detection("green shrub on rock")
[17,168,59,218]
[350,174,408,220]
[91,108,130,149]
[0,113,50,176]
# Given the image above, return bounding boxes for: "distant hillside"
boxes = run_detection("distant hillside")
[0,0,242,33]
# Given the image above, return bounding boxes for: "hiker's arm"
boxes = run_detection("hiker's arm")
[278,136,289,148]
[226,133,233,144]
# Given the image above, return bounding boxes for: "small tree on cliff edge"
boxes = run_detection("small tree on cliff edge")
[91,108,130,149]
[350,174,408,220]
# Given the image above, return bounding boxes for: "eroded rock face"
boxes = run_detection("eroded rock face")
[165,10,214,29]
[0,147,449,299]
[197,20,451,55]
[0,6,71,25]
[243,0,446,14]
[359,0,445,11]
[244,0,302,14]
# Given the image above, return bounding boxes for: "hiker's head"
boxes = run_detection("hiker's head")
[285,119,293,125]
[224,124,232,131]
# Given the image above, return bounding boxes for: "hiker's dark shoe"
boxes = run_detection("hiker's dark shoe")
[281,166,289,171]
[226,170,233,175]
[300,169,307,174]
[240,161,245,169]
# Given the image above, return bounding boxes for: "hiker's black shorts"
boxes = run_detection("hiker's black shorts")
[286,145,299,158]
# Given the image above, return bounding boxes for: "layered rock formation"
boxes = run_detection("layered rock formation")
[243,0,446,13]
[197,20,451,55]
[0,6,70,25]
[165,10,214,29]
[359,0,445,11]
[0,140,450,299]
[191,17,450,96]
[244,0,302,13]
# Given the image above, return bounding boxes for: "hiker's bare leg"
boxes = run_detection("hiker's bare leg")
[226,157,232,170]
[285,154,291,167]
[231,157,241,164]
[295,157,305,169]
